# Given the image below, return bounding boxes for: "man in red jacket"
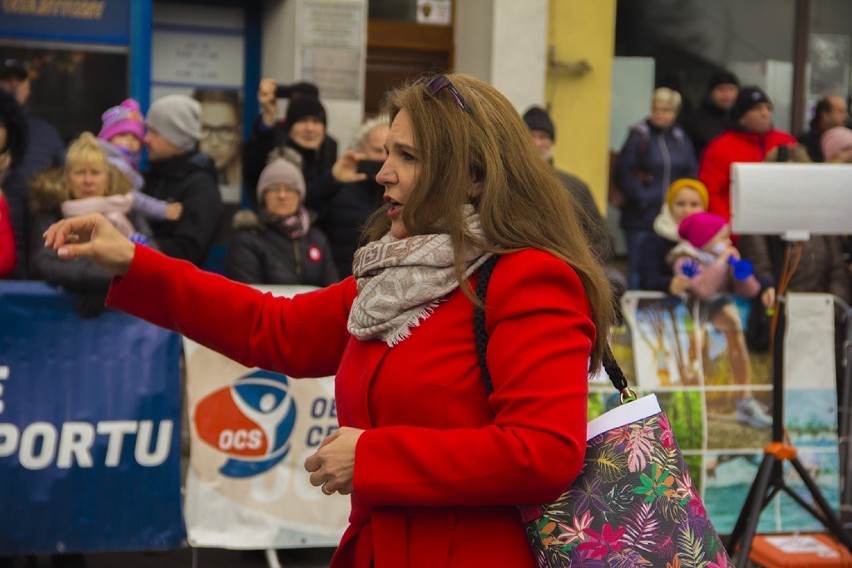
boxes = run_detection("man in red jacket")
[698,86,797,225]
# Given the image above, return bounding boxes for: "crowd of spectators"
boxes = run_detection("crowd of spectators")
[613,70,851,308]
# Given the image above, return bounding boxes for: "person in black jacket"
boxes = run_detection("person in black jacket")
[683,70,740,160]
[316,116,389,278]
[224,151,338,286]
[143,94,223,267]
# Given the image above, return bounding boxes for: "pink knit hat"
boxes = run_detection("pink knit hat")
[821,126,852,162]
[678,212,728,249]
[98,99,145,143]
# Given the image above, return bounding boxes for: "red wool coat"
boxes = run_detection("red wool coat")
[697,128,797,223]
[107,245,596,568]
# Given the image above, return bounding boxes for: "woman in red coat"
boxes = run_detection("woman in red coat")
[44,74,614,567]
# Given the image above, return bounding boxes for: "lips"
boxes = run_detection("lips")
[385,197,403,218]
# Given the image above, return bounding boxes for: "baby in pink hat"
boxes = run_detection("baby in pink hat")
[672,211,765,300]
[98,99,182,221]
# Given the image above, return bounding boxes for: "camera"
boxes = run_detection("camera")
[275,81,320,99]
[356,160,384,180]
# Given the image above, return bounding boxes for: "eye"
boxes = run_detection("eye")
[401,150,416,162]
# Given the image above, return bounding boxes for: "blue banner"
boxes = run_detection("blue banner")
[0,282,185,554]
[0,0,131,45]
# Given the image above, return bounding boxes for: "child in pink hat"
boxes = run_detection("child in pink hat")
[674,211,765,299]
[98,99,182,221]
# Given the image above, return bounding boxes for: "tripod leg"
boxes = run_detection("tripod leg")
[727,453,777,565]
[789,455,852,550]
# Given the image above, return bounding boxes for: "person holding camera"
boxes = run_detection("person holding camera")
[242,79,366,215]
[315,116,389,278]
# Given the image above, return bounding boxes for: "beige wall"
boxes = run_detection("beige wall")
[548,1,616,213]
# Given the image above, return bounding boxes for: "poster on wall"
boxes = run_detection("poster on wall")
[593,291,841,536]
[300,0,363,100]
[151,4,245,204]
[808,33,850,102]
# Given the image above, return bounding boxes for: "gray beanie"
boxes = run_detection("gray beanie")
[146,94,201,151]
[257,157,306,204]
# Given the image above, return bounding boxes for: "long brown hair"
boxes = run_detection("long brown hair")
[365,73,614,370]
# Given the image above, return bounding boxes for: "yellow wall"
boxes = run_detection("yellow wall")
[547,0,616,214]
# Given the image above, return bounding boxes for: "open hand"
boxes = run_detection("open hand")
[43,213,135,276]
[258,78,278,127]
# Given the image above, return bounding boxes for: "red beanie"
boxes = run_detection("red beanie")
[678,212,728,249]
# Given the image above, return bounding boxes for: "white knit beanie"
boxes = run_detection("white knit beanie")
[146,94,201,151]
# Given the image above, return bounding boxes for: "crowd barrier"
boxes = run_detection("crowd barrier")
[0,283,845,556]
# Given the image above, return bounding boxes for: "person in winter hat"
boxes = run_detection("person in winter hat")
[821,125,852,163]
[97,99,183,222]
[522,104,620,292]
[698,85,796,224]
[522,106,554,137]
[145,94,202,154]
[729,86,772,124]
[683,69,740,159]
[98,99,145,166]
[640,178,710,298]
[224,149,338,286]
[141,93,222,267]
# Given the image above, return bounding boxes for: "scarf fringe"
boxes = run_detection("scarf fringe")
[384,301,440,347]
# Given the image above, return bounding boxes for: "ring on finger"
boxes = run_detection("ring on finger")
[321,485,334,496]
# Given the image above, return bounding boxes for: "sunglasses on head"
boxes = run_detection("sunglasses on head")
[421,74,474,116]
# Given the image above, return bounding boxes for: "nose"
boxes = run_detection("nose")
[375,161,393,186]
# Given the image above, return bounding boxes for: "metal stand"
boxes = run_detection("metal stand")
[837,298,852,534]
[265,548,282,568]
[726,282,852,565]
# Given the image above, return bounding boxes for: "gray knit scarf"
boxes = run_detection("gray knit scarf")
[347,205,491,346]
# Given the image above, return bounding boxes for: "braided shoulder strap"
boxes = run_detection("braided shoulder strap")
[473,254,630,396]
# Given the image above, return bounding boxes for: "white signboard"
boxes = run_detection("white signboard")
[152,31,243,87]
[300,0,362,100]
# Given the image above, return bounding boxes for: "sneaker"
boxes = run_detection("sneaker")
[736,396,772,429]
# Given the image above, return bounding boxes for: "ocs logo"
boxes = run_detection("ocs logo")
[194,370,296,478]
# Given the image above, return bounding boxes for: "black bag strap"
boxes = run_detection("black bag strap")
[473,254,630,396]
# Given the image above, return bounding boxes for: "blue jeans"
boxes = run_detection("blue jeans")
[624,229,651,290]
